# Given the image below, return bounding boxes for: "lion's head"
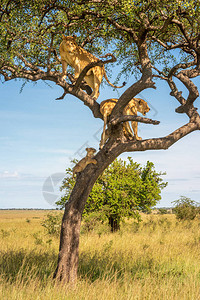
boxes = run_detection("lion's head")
[86,147,96,157]
[134,98,150,116]
[62,35,78,54]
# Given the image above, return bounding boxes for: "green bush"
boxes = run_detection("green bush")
[158,208,168,215]
[41,213,63,236]
[172,196,199,221]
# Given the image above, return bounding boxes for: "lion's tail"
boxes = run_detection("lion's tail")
[100,53,126,89]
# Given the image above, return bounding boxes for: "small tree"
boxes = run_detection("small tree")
[58,158,167,232]
[172,196,199,220]
[41,213,63,236]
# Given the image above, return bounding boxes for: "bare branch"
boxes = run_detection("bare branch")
[168,77,186,106]
[167,59,200,113]
[176,69,199,109]
[160,15,174,33]
[152,36,190,52]
[56,90,68,100]
[168,60,197,78]
[149,15,174,33]
[56,73,92,100]
[152,65,168,80]
[172,18,194,49]
[123,120,200,153]
[110,115,160,126]
[16,54,40,72]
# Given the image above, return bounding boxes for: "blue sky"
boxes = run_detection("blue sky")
[0,71,200,209]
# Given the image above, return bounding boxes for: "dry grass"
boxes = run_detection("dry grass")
[1,210,200,299]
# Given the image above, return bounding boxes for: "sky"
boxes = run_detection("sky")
[0,70,200,209]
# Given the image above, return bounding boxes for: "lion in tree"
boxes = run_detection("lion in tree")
[72,147,97,179]
[60,35,125,99]
[100,98,150,149]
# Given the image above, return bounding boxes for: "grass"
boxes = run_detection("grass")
[1,210,200,299]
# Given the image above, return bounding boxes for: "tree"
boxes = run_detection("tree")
[172,196,200,220]
[58,158,167,232]
[1,0,200,283]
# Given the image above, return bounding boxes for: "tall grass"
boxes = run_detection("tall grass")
[0,210,200,299]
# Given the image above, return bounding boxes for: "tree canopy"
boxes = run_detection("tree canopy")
[1,0,199,141]
[58,158,167,231]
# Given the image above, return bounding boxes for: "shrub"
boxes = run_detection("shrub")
[1,229,10,238]
[81,211,108,234]
[158,208,168,215]
[32,232,43,245]
[41,212,63,236]
[172,196,199,221]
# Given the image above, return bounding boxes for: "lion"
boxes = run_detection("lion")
[123,98,150,140]
[59,35,125,99]
[99,98,150,149]
[72,147,97,179]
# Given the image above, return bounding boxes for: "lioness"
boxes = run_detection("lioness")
[99,98,150,149]
[60,35,125,99]
[72,147,97,179]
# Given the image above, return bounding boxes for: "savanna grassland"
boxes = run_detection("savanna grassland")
[0,210,200,300]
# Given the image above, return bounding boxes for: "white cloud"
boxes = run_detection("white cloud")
[0,171,20,178]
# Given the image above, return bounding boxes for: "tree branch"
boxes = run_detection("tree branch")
[110,115,160,126]
[45,73,102,119]
[152,36,191,53]
[172,18,194,49]
[16,54,40,72]
[167,60,200,113]
[176,69,200,111]
[168,60,197,78]
[73,53,117,91]
[47,33,54,72]
[110,40,155,117]
[0,63,102,119]
[66,9,138,42]
[123,120,200,153]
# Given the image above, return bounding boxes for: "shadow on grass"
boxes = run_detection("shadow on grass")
[1,248,144,284]
[0,249,57,284]
[0,247,186,284]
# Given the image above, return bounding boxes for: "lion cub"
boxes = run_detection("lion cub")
[73,148,97,179]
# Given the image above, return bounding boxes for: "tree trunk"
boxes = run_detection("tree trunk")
[53,201,82,284]
[53,175,96,283]
[109,215,120,232]
[53,144,123,283]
